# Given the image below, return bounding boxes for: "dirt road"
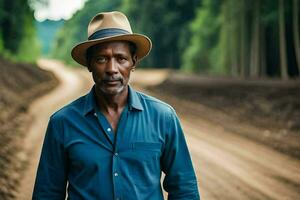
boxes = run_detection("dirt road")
[16,59,300,199]
[15,59,93,200]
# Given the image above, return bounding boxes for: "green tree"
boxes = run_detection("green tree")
[182,0,221,73]
[278,0,288,79]
[293,0,300,72]
[121,0,199,68]
[185,0,298,78]
[17,9,41,62]
[0,0,40,62]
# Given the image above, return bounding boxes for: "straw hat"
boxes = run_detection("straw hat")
[71,11,152,66]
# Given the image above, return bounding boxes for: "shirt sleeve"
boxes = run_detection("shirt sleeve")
[32,116,67,200]
[161,108,200,200]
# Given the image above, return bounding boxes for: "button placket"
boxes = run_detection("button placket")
[112,105,128,200]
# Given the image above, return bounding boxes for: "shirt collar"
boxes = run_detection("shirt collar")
[83,85,143,116]
[128,85,144,111]
[83,86,97,116]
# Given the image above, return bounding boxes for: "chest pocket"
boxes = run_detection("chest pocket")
[129,142,162,186]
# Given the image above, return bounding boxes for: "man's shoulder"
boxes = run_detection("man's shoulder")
[50,93,88,120]
[136,90,175,114]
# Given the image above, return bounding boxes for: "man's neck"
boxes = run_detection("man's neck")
[94,85,129,132]
[95,86,128,114]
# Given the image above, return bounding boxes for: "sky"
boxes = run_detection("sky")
[34,0,88,21]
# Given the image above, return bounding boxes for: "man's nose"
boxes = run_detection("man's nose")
[106,59,118,74]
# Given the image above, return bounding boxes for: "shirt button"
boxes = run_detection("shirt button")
[107,128,111,132]
[94,112,97,117]
[114,152,118,156]
[114,172,118,177]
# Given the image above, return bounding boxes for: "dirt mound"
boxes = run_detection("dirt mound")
[148,72,300,158]
[0,57,58,199]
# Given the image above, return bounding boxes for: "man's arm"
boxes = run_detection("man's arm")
[32,116,67,199]
[161,109,200,200]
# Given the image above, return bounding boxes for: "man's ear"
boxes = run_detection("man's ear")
[132,54,138,67]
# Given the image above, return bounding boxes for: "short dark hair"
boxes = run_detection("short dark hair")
[86,41,137,67]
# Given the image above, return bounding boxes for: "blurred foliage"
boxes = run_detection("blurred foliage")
[0,0,41,62]
[120,0,199,68]
[182,0,221,73]
[51,0,299,78]
[184,0,299,78]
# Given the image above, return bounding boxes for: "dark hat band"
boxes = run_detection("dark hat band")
[88,28,131,40]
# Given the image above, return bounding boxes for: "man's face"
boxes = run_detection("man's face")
[88,41,137,96]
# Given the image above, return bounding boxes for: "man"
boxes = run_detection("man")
[33,11,200,200]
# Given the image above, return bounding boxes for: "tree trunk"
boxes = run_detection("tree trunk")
[260,24,266,77]
[230,0,239,77]
[293,0,300,74]
[220,0,232,74]
[250,0,260,78]
[279,0,288,79]
[240,0,247,77]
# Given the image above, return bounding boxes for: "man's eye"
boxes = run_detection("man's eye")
[118,57,127,62]
[96,57,106,63]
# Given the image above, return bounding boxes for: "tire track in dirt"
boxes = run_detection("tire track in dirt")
[181,108,300,200]
[139,87,300,200]
[141,84,300,199]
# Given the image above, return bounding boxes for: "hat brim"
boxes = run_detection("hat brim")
[71,34,152,67]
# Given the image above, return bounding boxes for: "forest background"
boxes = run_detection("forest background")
[0,0,299,79]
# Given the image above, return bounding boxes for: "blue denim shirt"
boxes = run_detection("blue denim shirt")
[33,86,200,200]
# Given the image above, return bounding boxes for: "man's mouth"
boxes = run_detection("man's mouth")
[101,76,123,86]
[103,79,121,85]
